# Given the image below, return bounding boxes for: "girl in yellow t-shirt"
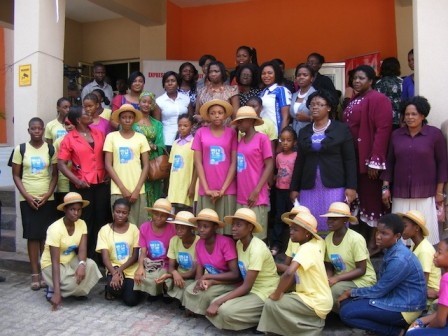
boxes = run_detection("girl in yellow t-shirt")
[259,212,332,335]
[96,198,141,306]
[155,211,199,305]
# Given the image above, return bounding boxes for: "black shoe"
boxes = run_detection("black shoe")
[0,276,5,282]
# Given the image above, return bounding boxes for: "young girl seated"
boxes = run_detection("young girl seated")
[155,211,199,305]
[206,208,279,331]
[41,192,102,310]
[320,202,376,312]
[96,198,141,306]
[134,198,176,299]
[258,212,332,335]
[400,210,441,310]
[183,209,240,316]
[407,238,448,334]
[276,205,311,273]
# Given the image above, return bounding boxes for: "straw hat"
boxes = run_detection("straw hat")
[111,104,143,123]
[171,211,196,228]
[397,210,429,237]
[283,212,322,240]
[224,208,263,233]
[189,208,224,228]
[199,99,233,121]
[144,198,174,218]
[230,106,264,126]
[320,202,358,224]
[281,205,311,222]
[57,192,90,211]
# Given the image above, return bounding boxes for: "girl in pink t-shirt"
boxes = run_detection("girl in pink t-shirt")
[134,198,176,299]
[192,99,237,234]
[231,106,273,240]
[407,238,448,334]
[183,209,239,316]
[271,126,297,255]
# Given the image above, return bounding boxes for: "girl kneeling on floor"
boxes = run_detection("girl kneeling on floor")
[96,198,141,306]
[41,192,102,310]
[183,209,240,316]
[206,208,279,331]
[134,198,176,300]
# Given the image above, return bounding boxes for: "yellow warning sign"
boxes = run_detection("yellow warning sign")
[19,64,31,86]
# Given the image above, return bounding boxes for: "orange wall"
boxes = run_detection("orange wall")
[167,0,397,69]
[0,28,5,143]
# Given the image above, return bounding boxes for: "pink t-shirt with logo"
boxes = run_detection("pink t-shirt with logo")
[192,126,237,196]
[236,132,272,206]
[196,234,237,274]
[276,152,297,190]
[138,221,176,269]
[439,272,448,307]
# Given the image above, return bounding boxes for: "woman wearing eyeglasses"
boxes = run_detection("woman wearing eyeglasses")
[290,90,357,233]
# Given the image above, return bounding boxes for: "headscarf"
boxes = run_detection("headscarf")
[139,91,156,111]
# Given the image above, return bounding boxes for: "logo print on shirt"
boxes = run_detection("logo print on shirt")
[63,245,78,255]
[237,153,247,173]
[204,264,221,274]
[30,156,45,174]
[238,260,247,279]
[149,240,166,258]
[173,154,184,172]
[178,252,193,270]
[210,146,225,165]
[56,129,68,139]
[119,147,133,164]
[115,242,130,261]
[330,254,347,272]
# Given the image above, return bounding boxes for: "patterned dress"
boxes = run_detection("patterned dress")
[132,116,165,209]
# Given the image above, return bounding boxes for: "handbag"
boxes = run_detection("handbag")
[148,148,171,181]
[143,258,164,273]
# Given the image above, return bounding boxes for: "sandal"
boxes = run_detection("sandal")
[104,285,115,301]
[31,274,40,291]
[39,273,47,288]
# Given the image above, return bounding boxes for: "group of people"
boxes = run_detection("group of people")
[10,46,448,334]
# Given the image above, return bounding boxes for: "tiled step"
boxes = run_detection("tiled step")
[0,229,15,252]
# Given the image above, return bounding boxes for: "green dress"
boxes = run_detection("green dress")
[132,116,165,209]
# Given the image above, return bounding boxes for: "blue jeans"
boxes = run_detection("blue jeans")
[406,325,448,335]
[340,298,408,336]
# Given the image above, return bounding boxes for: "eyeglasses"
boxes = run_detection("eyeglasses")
[240,73,253,78]
[64,122,71,126]
[309,103,327,108]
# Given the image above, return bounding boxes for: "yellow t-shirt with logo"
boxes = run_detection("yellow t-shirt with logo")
[103,131,150,195]
[293,238,333,319]
[95,223,140,279]
[167,235,200,273]
[324,229,377,288]
[45,118,67,142]
[412,238,441,291]
[12,142,57,201]
[237,237,279,301]
[53,136,71,193]
[285,239,300,259]
[41,218,87,269]
[100,108,112,121]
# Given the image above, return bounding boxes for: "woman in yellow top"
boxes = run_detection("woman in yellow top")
[258,212,332,336]
[206,208,279,331]
[400,210,441,310]
[40,192,102,310]
[96,198,141,306]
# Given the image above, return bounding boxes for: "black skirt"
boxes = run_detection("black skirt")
[20,200,57,240]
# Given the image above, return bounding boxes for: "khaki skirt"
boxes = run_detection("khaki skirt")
[165,278,195,302]
[207,292,265,331]
[42,257,102,297]
[182,280,235,315]
[133,268,166,296]
[258,293,325,336]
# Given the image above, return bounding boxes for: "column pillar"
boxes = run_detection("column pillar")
[13,0,66,253]
[413,0,448,127]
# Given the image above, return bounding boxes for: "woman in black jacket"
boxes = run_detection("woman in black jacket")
[290,90,357,232]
